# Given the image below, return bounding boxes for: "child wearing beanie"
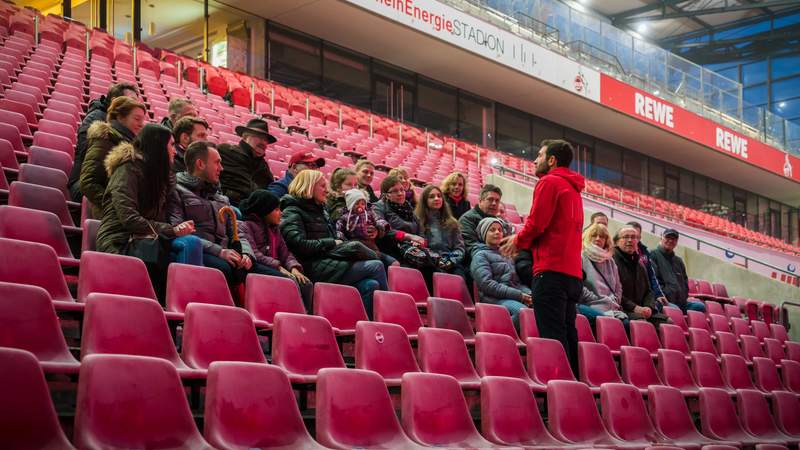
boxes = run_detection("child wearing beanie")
[238,189,314,310]
[336,189,398,267]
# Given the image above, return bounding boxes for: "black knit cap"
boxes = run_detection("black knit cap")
[240,189,280,217]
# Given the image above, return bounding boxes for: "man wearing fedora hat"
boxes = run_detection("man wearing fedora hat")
[218,118,277,206]
[267,149,326,199]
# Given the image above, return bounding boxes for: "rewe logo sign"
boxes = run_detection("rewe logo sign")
[634,92,674,128]
[715,128,748,159]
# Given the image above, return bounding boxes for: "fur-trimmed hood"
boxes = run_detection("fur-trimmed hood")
[104,142,143,177]
[87,120,118,141]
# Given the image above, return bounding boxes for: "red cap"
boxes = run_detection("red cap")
[289,150,325,168]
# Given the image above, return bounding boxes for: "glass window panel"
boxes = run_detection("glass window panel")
[622,151,645,192]
[532,116,563,147]
[593,141,622,186]
[771,54,800,79]
[495,104,531,158]
[322,44,370,109]
[744,83,767,106]
[648,159,664,198]
[772,96,800,120]
[268,26,321,93]
[416,78,457,136]
[458,92,492,146]
[742,61,767,85]
[693,175,707,209]
[771,77,800,103]
[716,66,739,82]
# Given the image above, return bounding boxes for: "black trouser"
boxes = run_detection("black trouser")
[531,270,582,378]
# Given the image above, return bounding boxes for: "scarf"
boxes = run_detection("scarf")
[387,198,416,222]
[449,193,464,203]
[110,119,136,142]
[584,243,611,263]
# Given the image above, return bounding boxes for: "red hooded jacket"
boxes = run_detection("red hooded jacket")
[515,167,585,279]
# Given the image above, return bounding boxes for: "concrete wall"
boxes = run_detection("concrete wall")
[488,173,800,339]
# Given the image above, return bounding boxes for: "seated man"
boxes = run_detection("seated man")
[267,150,325,198]
[171,116,209,173]
[160,98,197,130]
[650,229,706,313]
[170,141,269,284]
[218,118,276,206]
[612,226,670,327]
[459,184,508,257]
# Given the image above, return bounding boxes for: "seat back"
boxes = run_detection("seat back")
[475,303,520,341]
[271,313,344,376]
[417,327,478,382]
[596,316,630,352]
[751,320,771,341]
[708,314,730,334]
[480,376,556,446]
[74,354,210,449]
[0,237,72,302]
[620,345,661,388]
[0,122,25,153]
[657,348,698,392]
[578,341,622,387]
[475,332,529,381]
[730,317,752,337]
[688,327,717,354]
[32,132,74,157]
[736,388,785,439]
[0,205,73,258]
[691,351,726,389]
[204,362,316,449]
[526,337,577,384]
[663,306,688,331]
[244,273,306,325]
[401,372,487,447]
[547,379,615,444]
[660,323,690,354]
[740,334,765,361]
[355,320,419,380]
[600,382,661,443]
[773,390,800,436]
[18,163,69,196]
[168,259,239,311]
[373,290,423,336]
[28,146,73,176]
[647,385,701,440]
[0,137,20,170]
[0,348,75,449]
[723,304,740,319]
[576,313,595,341]
[314,282,368,332]
[753,357,783,392]
[316,368,413,449]
[9,181,75,226]
[770,323,790,344]
[432,271,474,308]
[720,354,756,390]
[427,297,475,338]
[80,293,185,367]
[78,251,157,302]
[715,331,741,357]
[630,320,661,354]
[687,310,709,331]
[181,303,266,369]
[388,265,429,304]
[518,307,539,340]
[705,301,724,316]
[698,387,748,441]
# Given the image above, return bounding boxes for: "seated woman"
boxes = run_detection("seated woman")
[239,189,314,311]
[471,217,532,328]
[325,167,357,222]
[387,167,416,206]
[440,171,470,219]
[372,174,428,269]
[414,185,466,279]
[335,188,398,269]
[280,170,387,318]
[96,124,197,299]
[580,223,627,324]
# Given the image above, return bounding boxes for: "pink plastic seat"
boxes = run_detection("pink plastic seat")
[770,324,790,344]
[0,97,37,124]
[781,359,800,394]
[692,351,733,394]
[698,387,762,446]
[0,205,76,264]
[476,332,539,390]
[752,320,771,341]
[737,388,795,446]
[621,345,663,390]
[0,347,76,449]
[0,138,20,172]
[28,145,74,176]
[716,331,742,357]
[32,132,74,158]
[661,323,691,354]
[741,334,766,361]
[18,163,71,197]
[753,357,784,392]
[81,219,99,253]
[314,282,367,336]
[721,354,756,390]
[355,320,419,385]
[0,281,80,374]
[74,354,214,449]
[546,379,630,447]
[78,251,158,302]
[315,368,428,449]
[705,301,725,316]
[596,315,628,355]
[730,317,752,338]
[664,306,689,332]
[427,297,475,344]
[431,271,475,313]
[0,109,33,140]
[271,312,345,384]
[579,341,625,391]
[374,290,423,339]
[181,303,266,369]
[204,362,328,450]
[0,238,77,308]
[526,337,576,388]
[417,327,480,389]
[576,313,596,341]
[687,310,710,331]
[647,385,735,449]
[658,348,700,396]
[388,265,429,306]
[166,263,235,313]
[723,303,741,320]
[37,118,77,144]
[401,372,500,448]
[518,307,539,340]
[773,390,800,437]
[631,319,662,355]
[601,382,669,447]
[243,273,305,328]
[475,302,523,344]
[788,342,800,363]
[80,293,204,378]
[689,327,718,355]
[9,181,75,226]
[709,314,731,334]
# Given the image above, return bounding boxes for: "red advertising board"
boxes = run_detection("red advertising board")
[600,74,799,183]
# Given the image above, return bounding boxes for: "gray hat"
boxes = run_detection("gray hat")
[662,228,679,238]
[477,217,505,243]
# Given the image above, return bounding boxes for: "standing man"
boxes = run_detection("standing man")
[501,139,585,375]
[650,229,706,313]
[218,118,277,206]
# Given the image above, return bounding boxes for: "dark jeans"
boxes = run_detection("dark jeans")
[203,253,245,285]
[338,260,388,319]
[532,271,582,377]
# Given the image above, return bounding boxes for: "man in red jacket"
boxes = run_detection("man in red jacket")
[501,139,585,375]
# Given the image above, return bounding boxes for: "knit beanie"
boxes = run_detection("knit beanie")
[344,188,367,212]
[239,189,280,217]
[477,217,504,243]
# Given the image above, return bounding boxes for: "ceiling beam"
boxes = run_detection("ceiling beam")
[610,0,688,21]
[668,22,800,49]
[616,0,800,25]
[658,5,800,45]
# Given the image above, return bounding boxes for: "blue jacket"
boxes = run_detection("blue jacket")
[637,242,665,299]
[267,172,294,199]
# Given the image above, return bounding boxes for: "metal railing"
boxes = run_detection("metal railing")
[780,301,799,331]
[514,12,559,46]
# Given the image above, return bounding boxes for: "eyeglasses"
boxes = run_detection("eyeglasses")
[387,188,406,195]
[619,235,638,241]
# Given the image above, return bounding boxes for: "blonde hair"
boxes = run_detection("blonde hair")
[582,223,611,252]
[388,167,409,179]
[440,172,468,198]
[354,159,375,172]
[106,96,146,122]
[288,170,325,200]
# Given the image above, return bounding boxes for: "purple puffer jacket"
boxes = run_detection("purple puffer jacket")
[239,216,302,271]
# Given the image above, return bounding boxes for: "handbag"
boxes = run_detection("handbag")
[328,240,379,261]
[125,222,170,269]
[399,241,439,269]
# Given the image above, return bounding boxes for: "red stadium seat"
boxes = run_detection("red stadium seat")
[203,362,327,450]
[427,297,475,344]
[28,145,73,176]
[431,271,475,312]
[417,327,480,389]
[721,354,757,390]
[691,351,733,393]
[388,265,429,306]
[271,312,345,384]
[9,181,75,227]
[81,218,99,253]
[773,390,800,438]
[546,379,629,447]
[579,341,624,391]
[752,320,772,341]
[753,357,784,393]
[518,307,539,340]
[770,324,790,344]
[166,263,235,313]
[355,320,419,385]
[0,347,76,449]
[737,388,796,446]
[373,290,423,339]
[631,319,662,355]
[709,314,731,334]
[647,385,737,448]
[698,387,763,447]
[314,282,367,336]
[0,205,76,265]
[243,273,305,327]
[525,337,576,388]
[181,303,266,369]
[576,313,596,341]
[687,310,710,331]
[597,316,629,355]
[689,327,718,355]
[475,332,538,390]
[32,132,74,158]
[18,163,70,197]
[730,317,752,338]
[78,251,158,303]
[664,306,689,332]
[475,302,523,345]
[658,348,700,396]
[0,237,76,307]
[716,331,742,358]
[741,334,766,361]
[621,345,663,390]
[74,354,214,449]
[600,382,668,446]
[661,323,691,354]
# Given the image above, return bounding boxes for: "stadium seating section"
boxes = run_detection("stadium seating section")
[1,3,799,448]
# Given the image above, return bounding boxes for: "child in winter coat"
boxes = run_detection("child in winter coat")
[336,188,398,268]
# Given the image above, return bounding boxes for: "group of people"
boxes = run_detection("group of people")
[68,83,704,376]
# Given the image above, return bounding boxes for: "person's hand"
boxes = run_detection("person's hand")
[634,306,652,318]
[291,267,310,284]
[366,225,378,239]
[279,266,293,277]
[335,239,344,246]
[499,235,518,258]
[406,234,426,246]
[240,254,253,270]
[173,220,195,237]
[220,249,242,267]
[657,296,669,306]
[521,293,533,306]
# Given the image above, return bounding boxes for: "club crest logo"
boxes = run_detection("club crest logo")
[784,153,793,178]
